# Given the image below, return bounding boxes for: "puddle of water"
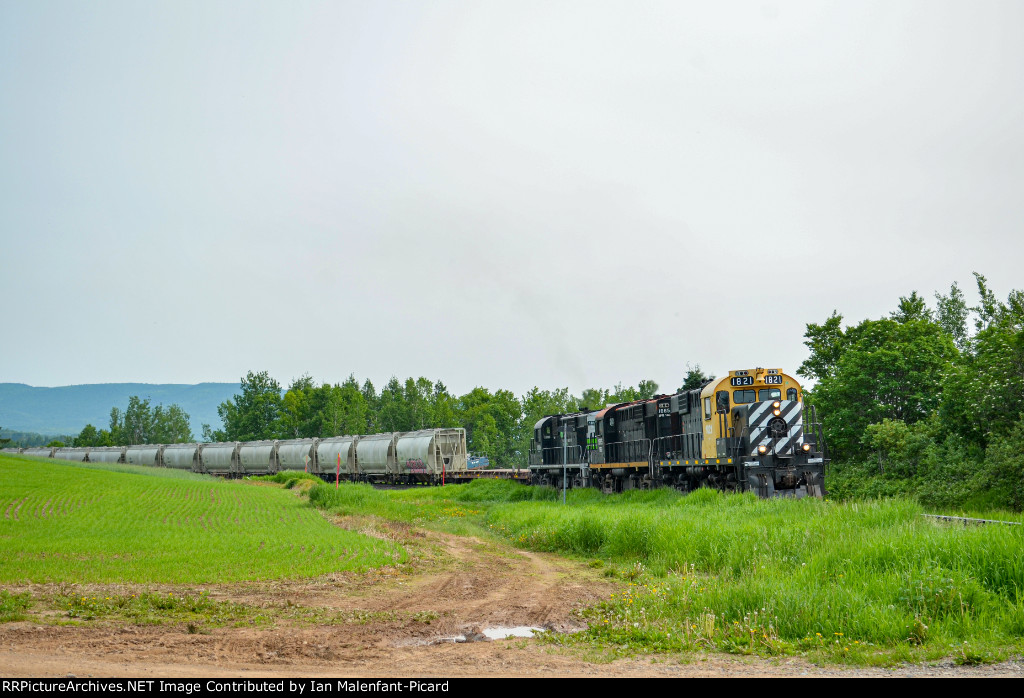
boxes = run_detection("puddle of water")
[481,626,544,640]
[398,626,546,647]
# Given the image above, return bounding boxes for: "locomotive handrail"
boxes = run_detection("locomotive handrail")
[598,437,653,466]
[530,444,585,466]
[652,434,703,461]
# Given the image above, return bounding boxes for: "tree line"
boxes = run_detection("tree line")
[64,369,713,462]
[59,273,1021,510]
[72,396,193,447]
[801,272,1024,510]
[198,367,713,469]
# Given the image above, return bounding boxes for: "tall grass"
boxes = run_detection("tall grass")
[306,477,1024,662]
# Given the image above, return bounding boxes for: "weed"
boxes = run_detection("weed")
[0,590,32,622]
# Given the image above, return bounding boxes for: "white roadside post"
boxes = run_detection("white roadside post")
[562,426,567,505]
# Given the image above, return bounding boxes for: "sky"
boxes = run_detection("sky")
[2,0,1022,398]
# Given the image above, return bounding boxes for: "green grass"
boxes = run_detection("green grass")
[0,589,32,621]
[0,454,405,584]
[308,478,1024,665]
[252,470,325,489]
[50,589,428,631]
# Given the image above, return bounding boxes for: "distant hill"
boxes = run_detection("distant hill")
[0,383,241,439]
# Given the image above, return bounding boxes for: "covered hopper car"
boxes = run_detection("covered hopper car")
[17,428,469,485]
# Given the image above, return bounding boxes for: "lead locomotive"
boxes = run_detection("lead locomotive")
[529,368,827,498]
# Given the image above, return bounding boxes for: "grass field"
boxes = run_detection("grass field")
[0,455,404,584]
[309,478,1024,665]
[4,454,1021,666]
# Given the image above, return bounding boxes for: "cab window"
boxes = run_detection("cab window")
[716,391,729,413]
[787,388,798,401]
[758,388,782,401]
[704,397,711,420]
[733,389,756,404]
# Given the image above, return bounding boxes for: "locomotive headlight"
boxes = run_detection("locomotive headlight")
[757,445,767,455]
[773,409,781,416]
[802,444,811,452]
[772,401,780,409]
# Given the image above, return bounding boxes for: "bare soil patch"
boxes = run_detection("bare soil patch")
[1,518,1021,678]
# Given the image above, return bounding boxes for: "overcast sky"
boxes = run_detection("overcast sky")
[2,0,1022,397]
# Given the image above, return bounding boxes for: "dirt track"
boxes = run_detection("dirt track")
[1,517,1022,678]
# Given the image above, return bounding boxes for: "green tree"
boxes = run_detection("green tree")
[580,388,609,410]
[378,377,409,432]
[458,387,524,466]
[308,378,369,437]
[151,404,193,443]
[217,371,283,441]
[811,317,955,458]
[73,424,100,447]
[107,397,192,445]
[798,312,847,381]
[890,291,933,324]
[935,281,970,352]
[982,417,1024,510]
[678,363,714,392]
[361,379,379,432]
[430,381,459,429]
[279,374,316,438]
[939,275,1024,448]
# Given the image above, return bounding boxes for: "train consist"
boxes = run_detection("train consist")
[4,368,827,498]
[7,428,469,484]
[528,368,827,498]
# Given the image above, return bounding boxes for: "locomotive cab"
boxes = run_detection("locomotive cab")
[697,368,825,498]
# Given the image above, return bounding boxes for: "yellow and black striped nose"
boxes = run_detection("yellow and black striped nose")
[747,400,803,455]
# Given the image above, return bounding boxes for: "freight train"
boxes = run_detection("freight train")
[528,368,827,498]
[6,428,470,484]
[3,367,827,498]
